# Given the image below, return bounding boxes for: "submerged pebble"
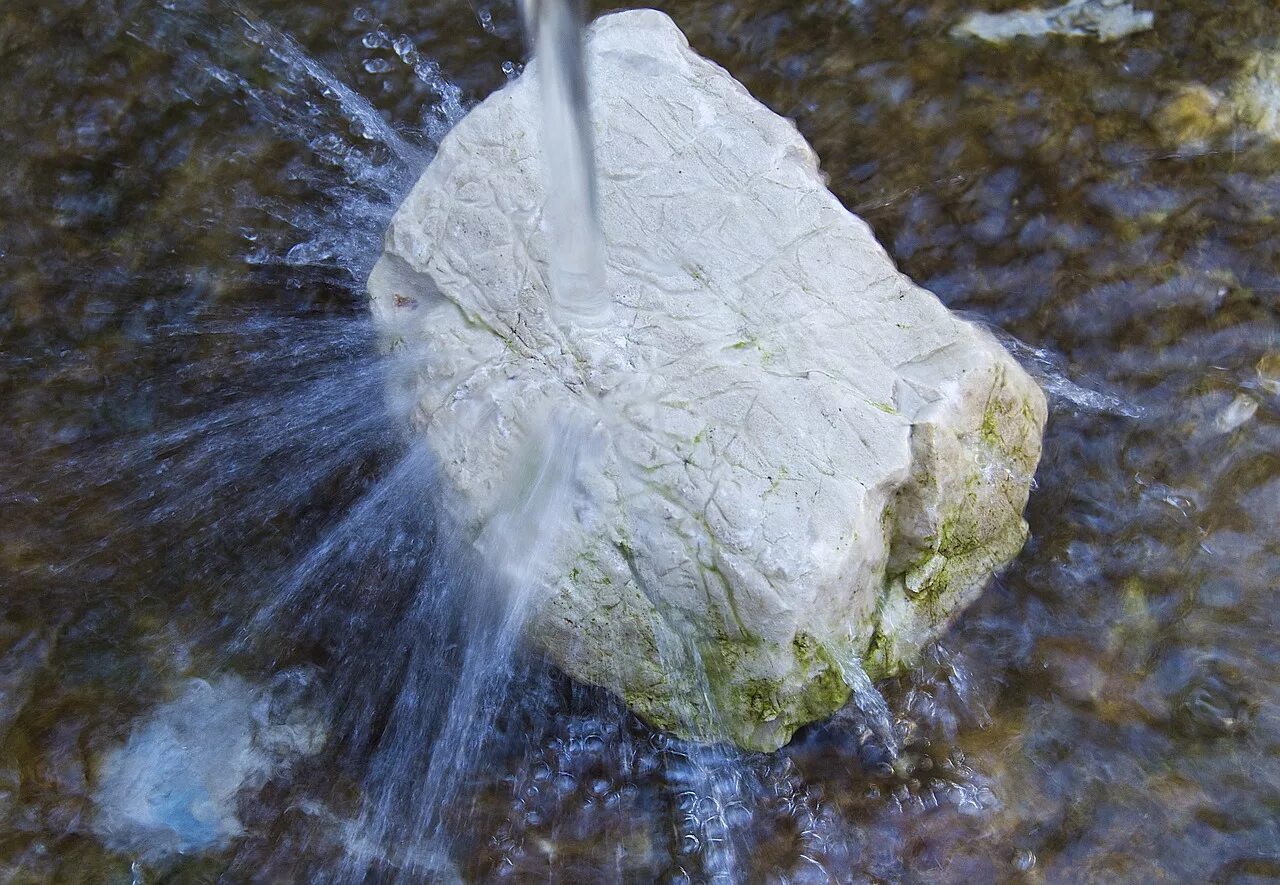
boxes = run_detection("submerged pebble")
[1258,352,1280,395]
[1213,394,1258,434]
[952,0,1154,43]
[1232,50,1280,141]
[1152,51,1280,147]
[1152,83,1231,148]
[1173,660,1255,738]
[90,673,326,859]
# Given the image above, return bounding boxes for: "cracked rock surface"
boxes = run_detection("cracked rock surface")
[368,9,1047,751]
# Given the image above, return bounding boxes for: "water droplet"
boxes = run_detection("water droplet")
[392,36,420,66]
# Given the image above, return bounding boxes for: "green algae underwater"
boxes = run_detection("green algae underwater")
[2,0,1279,880]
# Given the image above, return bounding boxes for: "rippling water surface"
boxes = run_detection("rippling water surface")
[2,0,1279,881]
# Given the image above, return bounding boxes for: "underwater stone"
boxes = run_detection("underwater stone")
[1258,352,1280,395]
[1152,84,1231,148]
[369,9,1046,751]
[1232,50,1280,141]
[953,0,1153,43]
[1155,53,1280,147]
[90,674,326,859]
[1213,394,1258,434]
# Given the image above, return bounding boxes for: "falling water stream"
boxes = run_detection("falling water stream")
[519,0,611,328]
[4,0,1280,881]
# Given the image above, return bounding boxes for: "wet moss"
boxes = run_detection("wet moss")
[862,626,895,683]
[980,402,1002,448]
[671,630,852,751]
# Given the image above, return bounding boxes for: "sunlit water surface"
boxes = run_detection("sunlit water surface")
[2,0,1279,881]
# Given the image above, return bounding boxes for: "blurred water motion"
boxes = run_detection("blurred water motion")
[519,0,611,328]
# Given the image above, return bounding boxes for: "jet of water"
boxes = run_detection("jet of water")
[518,0,612,329]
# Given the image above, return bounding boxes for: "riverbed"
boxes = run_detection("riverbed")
[2,0,1278,880]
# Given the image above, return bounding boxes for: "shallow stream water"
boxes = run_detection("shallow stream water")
[2,0,1279,881]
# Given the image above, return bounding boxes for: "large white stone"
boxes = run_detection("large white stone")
[369,9,1046,751]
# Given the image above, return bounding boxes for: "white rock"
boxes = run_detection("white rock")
[91,674,325,858]
[953,0,1153,43]
[369,9,1046,751]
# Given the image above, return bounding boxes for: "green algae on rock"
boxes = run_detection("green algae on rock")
[368,9,1046,751]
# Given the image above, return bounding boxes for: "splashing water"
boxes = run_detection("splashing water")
[326,417,599,880]
[130,1,464,282]
[299,1,622,867]
[834,652,902,759]
[983,323,1144,419]
[123,3,614,873]
[0,2,978,879]
[519,0,612,328]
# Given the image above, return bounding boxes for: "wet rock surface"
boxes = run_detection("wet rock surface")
[369,9,1045,751]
